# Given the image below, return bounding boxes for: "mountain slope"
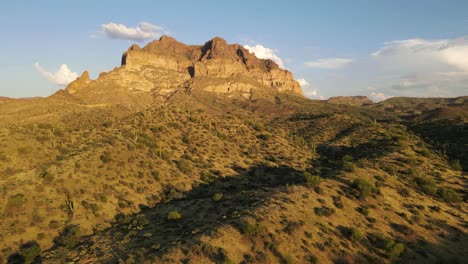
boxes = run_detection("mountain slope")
[0,37,466,264]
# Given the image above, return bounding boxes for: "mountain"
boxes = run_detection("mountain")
[64,36,301,109]
[0,37,466,264]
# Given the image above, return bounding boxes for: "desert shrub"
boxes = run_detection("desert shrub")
[167,211,182,221]
[351,178,377,198]
[283,220,304,235]
[151,170,161,181]
[137,133,158,149]
[398,188,410,197]
[305,254,318,264]
[304,172,321,187]
[439,187,462,203]
[314,206,335,216]
[415,176,437,195]
[200,170,217,183]
[177,158,193,174]
[55,225,81,249]
[450,159,462,171]
[17,241,41,264]
[389,243,405,259]
[349,227,364,241]
[332,196,343,209]
[100,151,112,163]
[368,233,394,253]
[341,155,355,172]
[242,221,266,237]
[212,192,223,202]
[161,184,185,201]
[251,122,264,132]
[357,206,369,216]
[81,200,100,215]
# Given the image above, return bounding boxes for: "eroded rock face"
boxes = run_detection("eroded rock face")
[67,71,91,94]
[122,36,303,95]
[65,36,303,107]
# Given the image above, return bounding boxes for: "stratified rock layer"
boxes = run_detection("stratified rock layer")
[65,36,302,107]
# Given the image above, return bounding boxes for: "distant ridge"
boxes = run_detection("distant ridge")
[327,96,374,106]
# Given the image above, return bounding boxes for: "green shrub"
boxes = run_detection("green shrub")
[314,206,335,216]
[177,158,193,174]
[342,155,356,172]
[137,133,158,149]
[200,170,217,183]
[349,227,364,241]
[19,241,41,264]
[450,159,462,171]
[55,225,81,249]
[351,178,377,198]
[304,172,321,187]
[439,187,462,203]
[389,243,405,259]
[167,210,182,221]
[415,176,437,195]
[242,221,266,237]
[151,170,161,181]
[212,192,223,202]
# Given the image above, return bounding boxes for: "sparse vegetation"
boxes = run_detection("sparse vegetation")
[212,192,223,202]
[167,211,182,221]
[0,46,465,264]
[351,178,377,198]
[304,172,321,187]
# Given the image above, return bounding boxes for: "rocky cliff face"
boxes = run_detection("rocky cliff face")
[121,36,303,95]
[64,36,303,107]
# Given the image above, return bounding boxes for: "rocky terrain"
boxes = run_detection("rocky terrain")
[0,37,466,264]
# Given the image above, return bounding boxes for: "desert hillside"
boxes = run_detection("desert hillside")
[0,37,466,264]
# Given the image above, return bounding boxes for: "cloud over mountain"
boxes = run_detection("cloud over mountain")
[34,63,79,86]
[243,44,285,69]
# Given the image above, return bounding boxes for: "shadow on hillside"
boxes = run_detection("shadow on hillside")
[409,122,468,171]
[311,137,397,181]
[40,164,305,263]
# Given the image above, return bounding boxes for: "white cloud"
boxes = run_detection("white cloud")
[101,22,165,42]
[369,36,468,97]
[372,37,468,72]
[297,78,309,87]
[369,92,392,102]
[297,78,323,99]
[305,58,353,69]
[34,63,79,86]
[243,44,285,68]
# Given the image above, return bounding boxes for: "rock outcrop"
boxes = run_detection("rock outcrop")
[121,36,303,95]
[65,36,303,106]
[66,71,91,94]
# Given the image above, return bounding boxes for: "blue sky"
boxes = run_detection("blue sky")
[1,0,467,100]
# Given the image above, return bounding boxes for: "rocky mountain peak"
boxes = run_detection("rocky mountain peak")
[66,36,303,106]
